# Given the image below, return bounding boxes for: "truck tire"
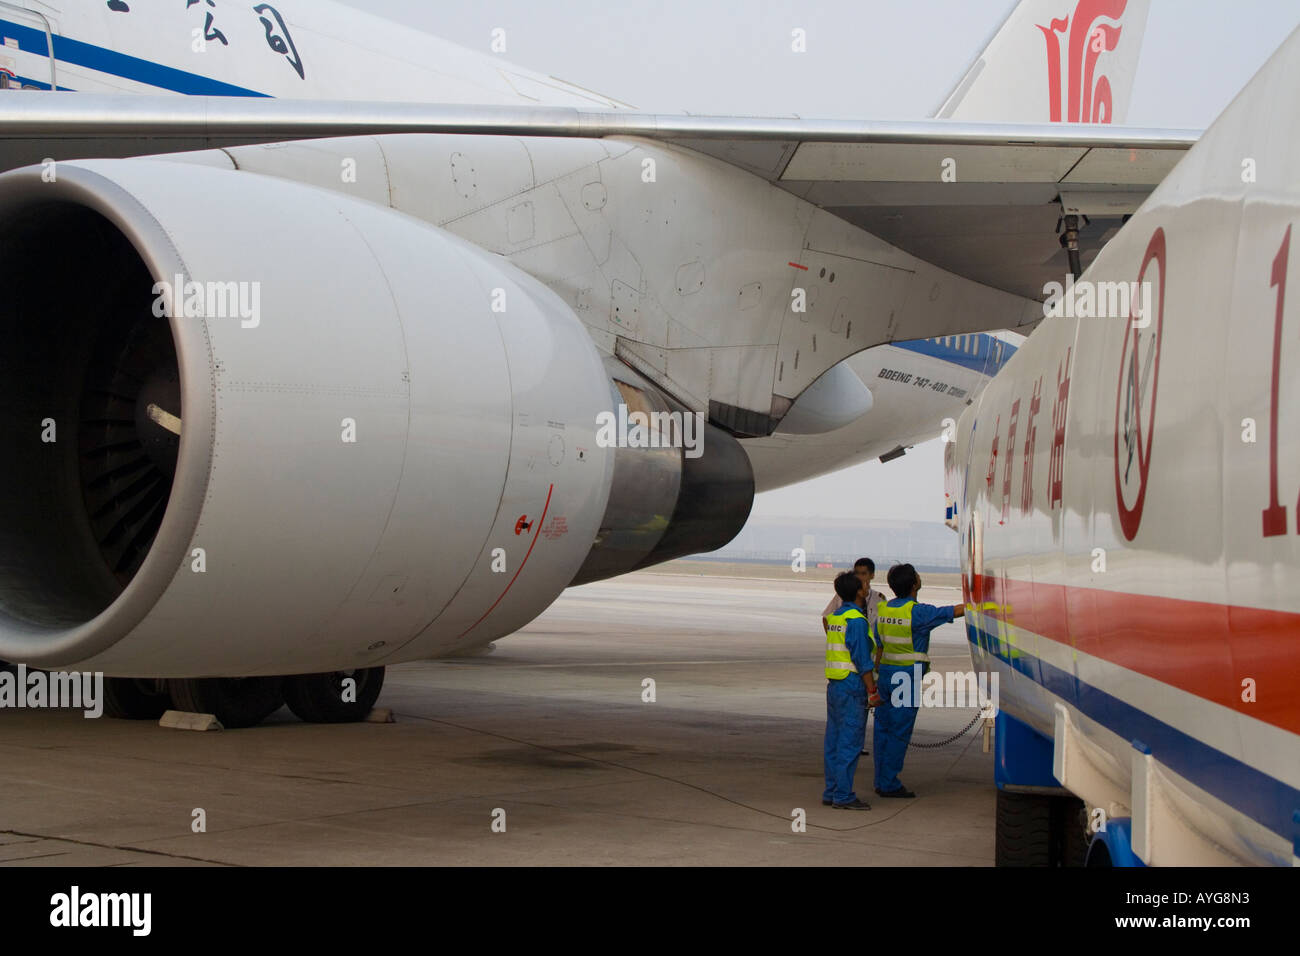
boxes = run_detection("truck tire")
[283,667,385,723]
[102,678,172,720]
[1059,796,1090,867]
[166,677,284,729]
[996,790,1090,866]
[996,790,1055,866]
[1086,836,1114,866]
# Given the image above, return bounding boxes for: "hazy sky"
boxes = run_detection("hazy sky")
[341,0,1299,522]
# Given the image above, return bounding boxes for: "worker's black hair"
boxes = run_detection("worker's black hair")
[853,557,875,573]
[887,563,919,598]
[833,571,861,602]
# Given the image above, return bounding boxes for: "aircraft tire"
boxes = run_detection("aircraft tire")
[166,677,285,729]
[103,678,172,720]
[283,667,385,723]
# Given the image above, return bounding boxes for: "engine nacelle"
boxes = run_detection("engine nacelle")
[0,158,755,678]
[0,158,634,677]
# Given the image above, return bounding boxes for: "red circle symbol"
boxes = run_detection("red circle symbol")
[1113,227,1166,541]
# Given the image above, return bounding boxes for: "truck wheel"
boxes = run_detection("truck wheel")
[1059,796,1090,866]
[283,667,385,723]
[166,677,284,729]
[996,790,1089,866]
[996,790,1055,866]
[102,678,172,719]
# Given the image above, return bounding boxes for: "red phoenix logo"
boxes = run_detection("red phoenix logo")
[1038,0,1128,124]
[514,515,533,536]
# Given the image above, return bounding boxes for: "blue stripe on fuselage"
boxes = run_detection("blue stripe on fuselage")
[0,17,267,97]
[892,333,1016,375]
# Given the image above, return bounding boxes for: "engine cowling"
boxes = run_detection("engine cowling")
[0,158,623,677]
[0,158,753,678]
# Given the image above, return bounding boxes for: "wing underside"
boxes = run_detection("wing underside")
[0,94,1197,298]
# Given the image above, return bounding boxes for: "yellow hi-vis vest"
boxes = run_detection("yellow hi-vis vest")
[825,607,866,679]
[876,600,930,666]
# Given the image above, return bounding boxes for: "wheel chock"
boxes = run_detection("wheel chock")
[159,710,224,731]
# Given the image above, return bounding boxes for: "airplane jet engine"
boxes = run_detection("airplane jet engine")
[0,159,753,705]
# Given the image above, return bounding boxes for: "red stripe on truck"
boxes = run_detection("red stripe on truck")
[969,572,1300,735]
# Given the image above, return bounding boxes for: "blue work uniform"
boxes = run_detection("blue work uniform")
[823,601,876,805]
[871,597,955,794]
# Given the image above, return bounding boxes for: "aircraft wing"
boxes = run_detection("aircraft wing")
[0,94,1198,299]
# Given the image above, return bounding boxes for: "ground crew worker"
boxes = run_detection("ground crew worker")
[822,571,878,810]
[821,558,887,755]
[871,563,965,798]
[821,557,885,638]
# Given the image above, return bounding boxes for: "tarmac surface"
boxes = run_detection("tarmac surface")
[0,569,994,866]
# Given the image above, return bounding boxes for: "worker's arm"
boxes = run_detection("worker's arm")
[865,617,883,703]
[845,617,876,695]
[914,603,956,630]
[952,604,965,618]
[907,604,959,670]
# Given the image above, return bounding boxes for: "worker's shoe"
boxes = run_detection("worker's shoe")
[874,786,916,798]
[822,799,832,806]
[831,798,872,810]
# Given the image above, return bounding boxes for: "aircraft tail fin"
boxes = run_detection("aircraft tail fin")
[935,0,1151,124]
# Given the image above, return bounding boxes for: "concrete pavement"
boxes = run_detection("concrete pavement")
[0,570,993,865]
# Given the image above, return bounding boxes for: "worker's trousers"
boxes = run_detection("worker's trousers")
[823,676,867,805]
[873,664,920,793]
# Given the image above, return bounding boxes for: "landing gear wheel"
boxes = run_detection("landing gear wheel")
[166,677,285,729]
[102,678,172,719]
[283,667,385,723]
